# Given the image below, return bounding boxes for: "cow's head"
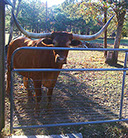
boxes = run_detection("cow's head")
[41,31,81,64]
[12,12,114,64]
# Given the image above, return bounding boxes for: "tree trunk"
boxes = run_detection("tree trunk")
[105,9,126,64]
[113,10,126,64]
[113,23,123,64]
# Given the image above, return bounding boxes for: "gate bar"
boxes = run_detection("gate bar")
[12,47,128,51]
[12,68,128,72]
[13,119,128,129]
[10,47,128,133]
[10,71,14,134]
[119,52,128,119]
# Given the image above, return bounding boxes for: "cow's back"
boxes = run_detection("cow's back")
[7,37,61,88]
[7,37,37,63]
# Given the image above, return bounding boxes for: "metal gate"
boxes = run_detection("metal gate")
[9,47,128,134]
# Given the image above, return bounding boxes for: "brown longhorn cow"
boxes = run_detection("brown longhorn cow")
[6,13,114,110]
[6,32,81,109]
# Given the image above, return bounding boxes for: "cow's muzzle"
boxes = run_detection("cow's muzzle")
[55,54,67,64]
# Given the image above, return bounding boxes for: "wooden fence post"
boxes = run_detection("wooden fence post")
[0,0,5,131]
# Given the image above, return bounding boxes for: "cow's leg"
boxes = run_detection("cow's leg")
[23,77,33,102]
[47,87,54,108]
[33,80,42,111]
[47,88,54,103]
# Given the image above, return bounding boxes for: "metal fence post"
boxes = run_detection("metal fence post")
[0,0,5,131]
[119,52,128,119]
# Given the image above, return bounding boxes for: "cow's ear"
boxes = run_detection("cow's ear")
[42,38,53,45]
[70,40,82,46]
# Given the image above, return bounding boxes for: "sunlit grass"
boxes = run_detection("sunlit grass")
[86,38,128,46]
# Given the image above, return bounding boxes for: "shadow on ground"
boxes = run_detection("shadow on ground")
[4,71,128,137]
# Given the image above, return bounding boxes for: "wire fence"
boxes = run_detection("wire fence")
[8,47,128,135]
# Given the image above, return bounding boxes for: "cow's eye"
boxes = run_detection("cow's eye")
[52,40,57,46]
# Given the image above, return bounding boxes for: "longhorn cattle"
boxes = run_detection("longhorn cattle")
[6,13,114,110]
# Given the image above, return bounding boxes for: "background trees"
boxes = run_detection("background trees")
[5,0,128,63]
[6,0,128,36]
[5,0,128,36]
[7,0,22,45]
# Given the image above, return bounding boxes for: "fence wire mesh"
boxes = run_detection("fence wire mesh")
[6,49,128,135]
[12,70,128,126]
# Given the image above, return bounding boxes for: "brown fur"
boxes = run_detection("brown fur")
[6,32,81,110]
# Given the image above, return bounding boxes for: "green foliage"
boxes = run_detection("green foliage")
[53,13,69,31]
[18,0,46,32]
[5,9,11,31]
[5,0,128,37]
[108,0,128,9]
[122,14,128,37]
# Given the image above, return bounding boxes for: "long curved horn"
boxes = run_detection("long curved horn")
[12,12,51,38]
[73,15,114,41]
[4,0,13,7]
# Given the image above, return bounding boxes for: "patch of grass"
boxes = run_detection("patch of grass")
[86,38,128,46]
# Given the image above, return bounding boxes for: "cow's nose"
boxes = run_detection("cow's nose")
[55,54,67,64]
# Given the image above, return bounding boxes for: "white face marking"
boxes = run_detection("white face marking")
[66,40,71,47]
